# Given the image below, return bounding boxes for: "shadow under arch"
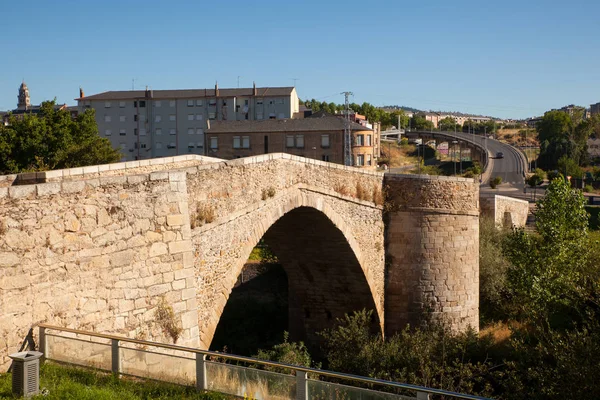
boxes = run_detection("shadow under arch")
[206,189,382,353]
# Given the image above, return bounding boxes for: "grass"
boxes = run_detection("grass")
[380,141,418,168]
[0,362,232,399]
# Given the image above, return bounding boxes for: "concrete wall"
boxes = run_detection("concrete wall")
[480,194,529,228]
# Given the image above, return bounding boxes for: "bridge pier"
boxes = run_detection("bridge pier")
[383,174,479,334]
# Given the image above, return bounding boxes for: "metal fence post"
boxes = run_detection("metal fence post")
[38,326,46,362]
[196,354,207,392]
[417,391,430,400]
[111,339,120,375]
[296,370,308,400]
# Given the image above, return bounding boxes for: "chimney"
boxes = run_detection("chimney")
[145,85,152,99]
[253,81,257,96]
[79,87,84,98]
[215,82,219,97]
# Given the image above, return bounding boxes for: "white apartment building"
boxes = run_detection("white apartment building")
[77,84,299,161]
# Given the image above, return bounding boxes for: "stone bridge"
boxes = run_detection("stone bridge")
[0,153,479,370]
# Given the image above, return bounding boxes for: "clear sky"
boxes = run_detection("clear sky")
[1,0,599,119]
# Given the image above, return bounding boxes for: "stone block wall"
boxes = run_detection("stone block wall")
[0,169,199,371]
[384,174,480,334]
[480,194,529,228]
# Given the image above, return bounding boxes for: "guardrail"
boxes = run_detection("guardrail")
[37,324,490,400]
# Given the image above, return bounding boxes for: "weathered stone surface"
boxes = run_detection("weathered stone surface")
[0,154,479,373]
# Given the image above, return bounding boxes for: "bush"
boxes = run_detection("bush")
[490,176,502,189]
[584,184,594,193]
[399,137,409,146]
[547,170,561,181]
[253,332,319,374]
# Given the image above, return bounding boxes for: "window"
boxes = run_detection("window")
[233,136,241,149]
[140,143,147,149]
[139,115,146,122]
[222,99,227,106]
[155,115,161,122]
[188,142,195,149]
[169,114,176,121]
[119,129,126,136]
[356,154,364,166]
[134,115,138,122]
[257,113,263,120]
[209,98,216,106]
[321,134,330,148]
[208,112,216,120]
[119,142,126,151]
[286,135,295,148]
[295,135,304,148]
[196,128,203,135]
[367,154,372,166]
[155,101,161,107]
[169,128,176,135]
[276,98,284,104]
[105,129,112,136]
[244,99,249,106]
[105,101,111,108]
[210,137,218,149]
[187,100,194,107]
[278,113,284,119]
[196,99,203,106]
[134,128,138,135]
[188,114,194,121]
[256,98,263,105]
[196,114,203,120]
[119,101,125,108]
[366,135,372,146]
[322,155,330,162]
[139,101,146,108]
[356,134,364,146]
[269,100,273,105]
[169,100,176,107]
[119,115,126,122]
[187,128,194,135]
[269,113,276,119]
[156,128,162,135]
[140,128,146,136]
[197,142,203,148]
[242,136,250,149]
[168,142,176,149]
[156,142,162,149]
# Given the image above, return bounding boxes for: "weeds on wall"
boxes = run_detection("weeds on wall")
[372,186,383,206]
[154,297,183,343]
[0,219,6,236]
[355,182,370,201]
[333,183,352,197]
[261,187,276,200]
[191,204,216,228]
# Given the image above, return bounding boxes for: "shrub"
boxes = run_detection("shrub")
[333,183,352,197]
[399,137,409,146]
[261,187,276,200]
[154,297,183,343]
[547,170,561,181]
[253,332,319,374]
[355,181,369,201]
[584,184,594,193]
[490,176,502,189]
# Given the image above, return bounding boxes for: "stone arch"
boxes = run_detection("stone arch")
[197,188,382,350]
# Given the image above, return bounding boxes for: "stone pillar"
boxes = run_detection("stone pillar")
[383,174,479,335]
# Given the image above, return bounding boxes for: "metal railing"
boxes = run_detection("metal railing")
[37,324,490,400]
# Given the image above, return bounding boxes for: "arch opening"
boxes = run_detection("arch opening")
[209,206,380,357]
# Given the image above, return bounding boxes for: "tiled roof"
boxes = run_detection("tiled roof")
[76,87,295,101]
[206,117,371,134]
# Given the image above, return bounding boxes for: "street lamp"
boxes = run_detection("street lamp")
[452,140,458,175]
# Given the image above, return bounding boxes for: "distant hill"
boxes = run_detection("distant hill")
[380,105,423,113]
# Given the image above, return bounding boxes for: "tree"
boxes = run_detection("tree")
[438,116,458,132]
[503,177,590,326]
[411,115,434,131]
[0,101,121,173]
[526,168,545,188]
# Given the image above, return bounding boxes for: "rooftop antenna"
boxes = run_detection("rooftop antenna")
[341,91,354,166]
[237,76,242,88]
[131,78,137,90]
[291,78,299,87]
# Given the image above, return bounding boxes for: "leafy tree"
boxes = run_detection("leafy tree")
[438,116,458,131]
[526,168,545,188]
[0,101,120,173]
[411,115,434,131]
[557,155,583,179]
[503,178,590,326]
[479,218,511,321]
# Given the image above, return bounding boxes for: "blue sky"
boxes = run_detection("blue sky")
[1,0,599,119]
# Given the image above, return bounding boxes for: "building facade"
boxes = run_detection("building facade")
[205,117,377,168]
[591,102,600,116]
[77,84,299,161]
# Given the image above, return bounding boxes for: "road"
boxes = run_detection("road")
[436,131,527,191]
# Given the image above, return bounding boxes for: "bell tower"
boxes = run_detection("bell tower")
[17,81,31,110]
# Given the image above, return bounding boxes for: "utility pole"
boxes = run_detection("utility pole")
[341,91,354,166]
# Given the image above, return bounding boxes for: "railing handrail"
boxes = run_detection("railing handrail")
[37,323,491,400]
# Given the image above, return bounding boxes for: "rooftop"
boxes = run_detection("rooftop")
[76,87,295,101]
[206,117,371,134]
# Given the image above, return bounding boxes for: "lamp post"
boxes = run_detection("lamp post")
[452,140,458,175]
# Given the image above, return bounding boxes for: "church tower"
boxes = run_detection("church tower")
[17,81,31,110]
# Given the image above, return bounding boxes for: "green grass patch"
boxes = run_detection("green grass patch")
[0,362,232,399]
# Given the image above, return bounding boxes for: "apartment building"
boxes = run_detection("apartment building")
[77,84,299,161]
[204,116,378,168]
[591,102,600,116]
